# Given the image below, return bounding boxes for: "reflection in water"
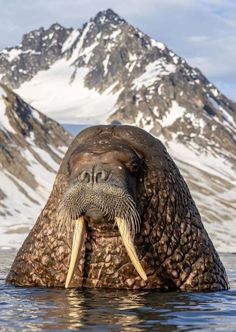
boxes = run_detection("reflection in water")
[0,252,236,331]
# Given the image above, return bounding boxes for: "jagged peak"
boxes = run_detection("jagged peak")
[49,23,65,31]
[92,8,126,26]
[22,23,68,40]
[21,27,44,40]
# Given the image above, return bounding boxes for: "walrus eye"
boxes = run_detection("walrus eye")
[129,160,139,173]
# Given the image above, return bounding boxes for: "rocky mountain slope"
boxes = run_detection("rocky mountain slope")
[0,83,72,248]
[0,9,235,251]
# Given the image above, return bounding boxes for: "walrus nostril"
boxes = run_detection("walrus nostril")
[95,170,108,183]
[79,169,108,184]
[80,171,91,183]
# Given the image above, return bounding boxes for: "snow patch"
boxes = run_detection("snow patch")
[135,111,154,131]
[158,83,163,95]
[109,29,121,40]
[2,48,22,62]
[220,107,236,128]
[98,15,106,24]
[0,170,48,249]
[31,108,44,124]
[20,147,56,198]
[70,22,92,63]
[153,106,159,118]
[103,54,110,75]
[126,61,136,73]
[80,41,99,64]
[210,88,219,97]
[161,101,185,127]
[207,95,236,128]
[125,53,138,73]
[16,59,121,124]
[48,32,54,40]
[185,113,206,133]
[48,144,67,159]
[129,53,138,62]
[62,29,80,53]
[151,39,165,50]
[133,59,176,89]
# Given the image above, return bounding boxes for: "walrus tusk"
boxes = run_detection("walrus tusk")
[65,216,86,288]
[116,217,147,281]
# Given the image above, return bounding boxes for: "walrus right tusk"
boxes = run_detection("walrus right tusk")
[65,216,86,288]
[116,217,147,281]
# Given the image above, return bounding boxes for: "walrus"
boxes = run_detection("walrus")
[6,125,229,291]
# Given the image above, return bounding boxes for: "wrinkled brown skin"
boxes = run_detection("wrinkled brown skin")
[6,125,229,291]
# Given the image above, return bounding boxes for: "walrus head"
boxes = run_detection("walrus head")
[57,139,146,287]
[6,125,229,291]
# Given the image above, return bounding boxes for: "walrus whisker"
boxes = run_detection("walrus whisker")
[58,182,144,282]
[122,199,141,237]
[58,182,141,238]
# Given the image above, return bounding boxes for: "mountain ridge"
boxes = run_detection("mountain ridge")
[0,82,72,248]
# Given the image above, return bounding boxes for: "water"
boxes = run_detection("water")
[1,251,236,332]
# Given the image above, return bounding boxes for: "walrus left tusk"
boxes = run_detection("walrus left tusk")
[116,217,147,281]
[65,216,86,288]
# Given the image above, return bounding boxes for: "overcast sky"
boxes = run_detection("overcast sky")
[0,0,235,101]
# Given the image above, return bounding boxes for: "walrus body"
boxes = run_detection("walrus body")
[6,125,229,291]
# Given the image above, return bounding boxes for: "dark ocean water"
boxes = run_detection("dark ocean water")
[0,250,236,332]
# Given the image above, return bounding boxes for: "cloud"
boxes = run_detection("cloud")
[0,0,235,100]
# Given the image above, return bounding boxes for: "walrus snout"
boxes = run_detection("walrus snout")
[57,181,147,288]
[58,182,141,233]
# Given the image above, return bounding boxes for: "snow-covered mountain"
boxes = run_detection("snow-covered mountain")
[0,9,235,251]
[0,83,72,248]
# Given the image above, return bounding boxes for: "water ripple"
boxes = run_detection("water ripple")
[0,251,236,332]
